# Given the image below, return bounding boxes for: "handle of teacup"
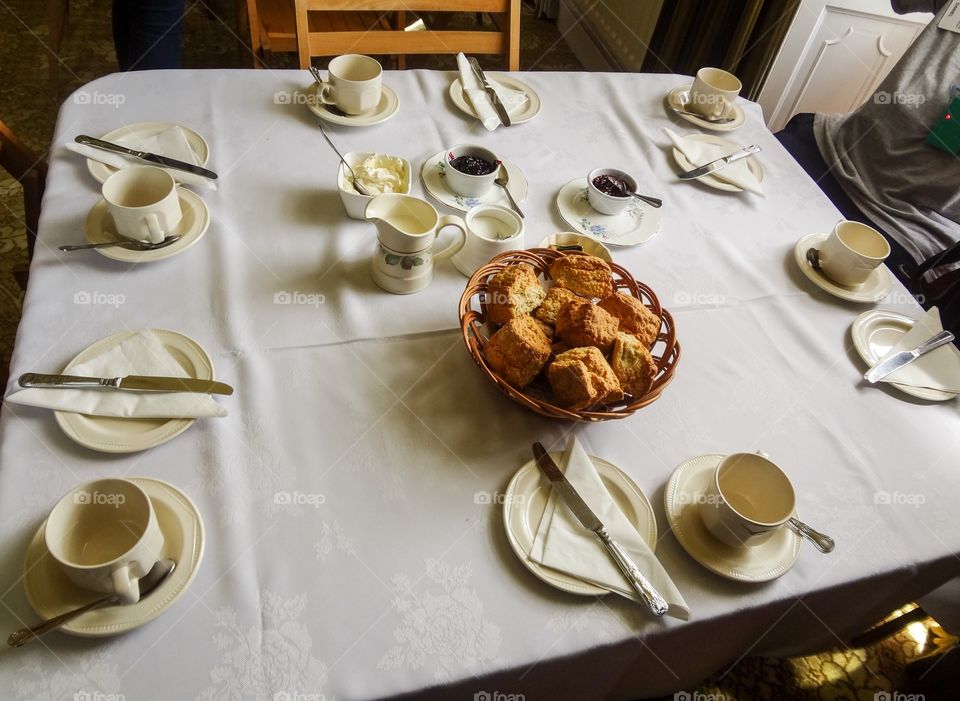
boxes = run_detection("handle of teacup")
[431,215,467,260]
[317,83,337,105]
[111,564,140,605]
[144,213,165,244]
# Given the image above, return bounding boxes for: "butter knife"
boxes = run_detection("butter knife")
[19,373,234,395]
[468,57,511,127]
[532,442,668,617]
[863,330,955,383]
[677,144,761,180]
[75,135,218,180]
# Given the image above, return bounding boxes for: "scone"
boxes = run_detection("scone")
[598,292,661,347]
[610,332,657,397]
[486,264,546,325]
[548,346,624,410]
[483,315,551,387]
[554,299,619,353]
[533,286,580,325]
[549,254,614,298]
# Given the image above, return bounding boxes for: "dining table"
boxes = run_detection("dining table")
[1,67,959,701]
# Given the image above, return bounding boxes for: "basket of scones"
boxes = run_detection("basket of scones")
[458,247,680,421]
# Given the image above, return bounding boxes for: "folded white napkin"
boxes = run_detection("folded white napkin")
[529,436,690,620]
[664,128,763,196]
[66,125,217,191]
[879,307,960,392]
[456,53,529,132]
[7,330,227,418]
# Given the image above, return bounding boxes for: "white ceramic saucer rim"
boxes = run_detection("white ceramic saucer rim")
[420,150,528,212]
[307,83,399,126]
[555,178,659,247]
[86,122,210,184]
[536,232,613,263]
[449,74,542,124]
[665,85,745,132]
[671,134,764,192]
[793,233,893,303]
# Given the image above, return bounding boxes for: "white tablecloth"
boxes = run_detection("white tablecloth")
[2,69,959,701]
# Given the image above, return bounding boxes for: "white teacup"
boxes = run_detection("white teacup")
[688,67,741,119]
[317,54,382,115]
[444,144,500,198]
[45,478,165,604]
[102,165,181,244]
[451,204,524,276]
[698,452,796,548]
[817,220,891,286]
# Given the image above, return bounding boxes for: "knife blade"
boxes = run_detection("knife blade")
[531,442,668,616]
[467,57,511,127]
[75,135,218,180]
[863,329,955,383]
[677,143,761,180]
[18,373,234,395]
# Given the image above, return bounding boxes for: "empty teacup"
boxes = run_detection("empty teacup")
[102,165,182,244]
[451,204,524,276]
[688,67,741,119]
[698,452,795,548]
[816,220,890,286]
[444,144,500,198]
[44,478,165,604]
[317,54,382,115]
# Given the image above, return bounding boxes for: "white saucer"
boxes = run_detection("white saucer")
[555,178,659,246]
[851,310,958,402]
[664,454,802,582]
[671,134,764,192]
[23,477,204,637]
[420,150,528,212]
[449,74,542,124]
[54,329,215,453]
[665,85,745,132]
[84,188,209,263]
[307,82,399,127]
[86,122,210,184]
[536,232,612,263]
[503,452,656,596]
[794,233,892,303]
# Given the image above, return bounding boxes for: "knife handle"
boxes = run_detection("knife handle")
[916,330,955,355]
[19,373,119,389]
[76,135,145,159]
[595,526,668,616]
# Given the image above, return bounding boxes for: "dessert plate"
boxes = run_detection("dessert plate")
[421,150,527,212]
[555,178,659,246]
[449,73,541,124]
[851,310,958,402]
[537,232,612,263]
[664,454,802,582]
[671,134,764,192]
[306,82,399,127]
[504,452,656,596]
[23,477,204,637]
[83,187,209,263]
[86,122,210,184]
[794,233,892,303]
[665,85,745,132]
[54,329,215,453]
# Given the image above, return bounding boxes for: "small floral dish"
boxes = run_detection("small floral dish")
[555,178,659,246]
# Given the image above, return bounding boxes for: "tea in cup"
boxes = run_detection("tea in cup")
[444,144,500,198]
[688,67,741,119]
[44,478,165,604]
[102,165,182,244]
[317,54,382,115]
[698,452,795,548]
[451,204,524,276]
[816,220,890,286]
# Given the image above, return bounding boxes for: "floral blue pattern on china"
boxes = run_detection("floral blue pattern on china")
[573,187,643,241]
[437,160,482,208]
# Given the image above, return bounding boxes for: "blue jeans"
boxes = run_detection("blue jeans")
[113,0,186,71]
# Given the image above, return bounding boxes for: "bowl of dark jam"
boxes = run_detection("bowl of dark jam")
[586,167,637,216]
[445,144,501,198]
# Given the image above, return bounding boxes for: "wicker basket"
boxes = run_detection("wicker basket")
[458,248,681,421]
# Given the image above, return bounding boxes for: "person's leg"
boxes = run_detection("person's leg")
[112,0,186,71]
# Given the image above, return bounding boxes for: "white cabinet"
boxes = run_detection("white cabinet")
[758,0,931,131]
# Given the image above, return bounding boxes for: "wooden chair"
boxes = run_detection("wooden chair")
[292,1,520,71]
[0,121,47,288]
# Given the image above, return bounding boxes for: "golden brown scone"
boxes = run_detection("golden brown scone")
[554,299,619,353]
[486,264,546,325]
[483,315,551,388]
[534,319,554,341]
[548,347,623,410]
[598,292,661,348]
[549,255,614,298]
[533,286,580,325]
[610,332,657,397]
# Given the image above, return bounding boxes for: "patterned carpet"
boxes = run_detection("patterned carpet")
[0,1,952,699]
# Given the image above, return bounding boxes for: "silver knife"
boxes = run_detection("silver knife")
[18,372,234,395]
[75,135,218,180]
[863,330,955,383]
[532,442,668,616]
[468,57,511,127]
[677,144,761,180]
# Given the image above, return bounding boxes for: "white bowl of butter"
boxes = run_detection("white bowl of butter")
[338,152,411,220]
